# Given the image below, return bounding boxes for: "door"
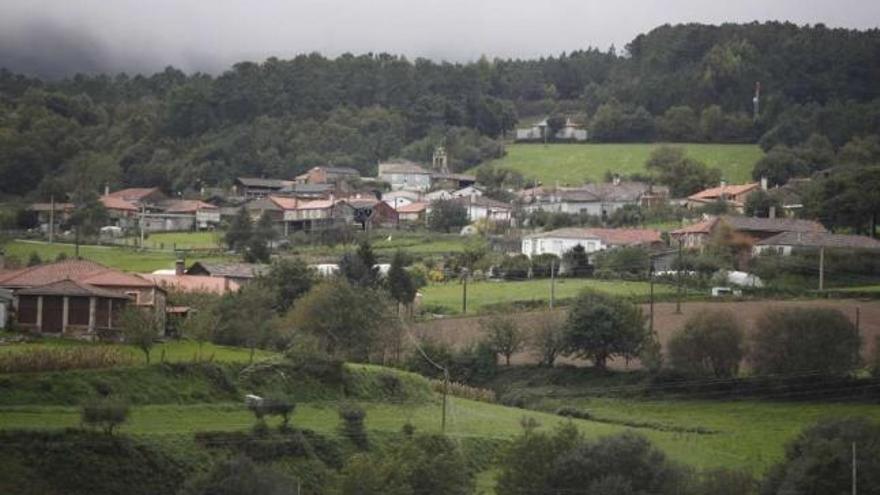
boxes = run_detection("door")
[42,296,64,333]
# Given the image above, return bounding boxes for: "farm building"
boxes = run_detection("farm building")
[522,228,663,258]
[186,262,268,286]
[378,161,433,191]
[234,177,294,198]
[397,202,428,223]
[450,196,513,224]
[295,166,360,185]
[754,231,880,256]
[670,216,828,250]
[686,182,760,211]
[0,260,167,336]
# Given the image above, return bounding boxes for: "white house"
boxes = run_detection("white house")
[515,117,588,142]
[378,161,433,191]
[521,228,663,258]
[451,185,484,199]
[425,189,453,201]
[382,190,420,209]
[452,196,513,223]
[523,180,668,218]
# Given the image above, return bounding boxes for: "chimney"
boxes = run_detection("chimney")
[175,259,185,276]
[768,206,776,219]
[104,184,110,196]
[760,176,768,191]
[720,179,727,189]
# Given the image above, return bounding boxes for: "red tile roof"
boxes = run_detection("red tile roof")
[162,200,218,213]
[689,183,759,201]
[17,279,132,299]
[670,218,718,235]
[397,202,428,213]
[269,196,300,210]
[0,259,156,289]
[106,187,161,201]
[100,195,139,212]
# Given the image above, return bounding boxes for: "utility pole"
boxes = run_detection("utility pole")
[649,263,655,335]
[549,259,556,309]
[48,195,55,244]
[461,268,469,314]
[140,204,146,249]
[852,441,857,495]
[855,307,861,333]
[675,239,683,314]
[441,368,449,434]
[818,246,825,291]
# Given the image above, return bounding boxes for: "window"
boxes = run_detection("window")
[125,291,140,304]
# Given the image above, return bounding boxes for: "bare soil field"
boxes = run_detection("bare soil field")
[412,298,880,369]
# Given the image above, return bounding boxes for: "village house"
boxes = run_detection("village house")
[336,197,399,228]
[269,196,337,233]
[424,189,453,201]
[430,172,477,191]
[233,177,294,198]
[139,260,241,295]
[670,215,828,250]
[515,117,588,142]
[451,185,484,199]
[754,231,880,256]
[186,262,268,286]
[378,161,434,191]
[686,181,761,211]
[382,190,421,209]
[522,227,663,259]
[450,196,513,224]
[396,202,428,223]
[160,199,221,229]
[523,179,669,217]
[295,166,360,185]
[0,259,167,336]
[104,187,166,207]
[29,202,75,233]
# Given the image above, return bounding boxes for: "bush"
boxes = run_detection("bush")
[0,346,134,373]
[531,253,560,278]
[761,418,880,495]
[338,405,368,450]
[749,308,861,375]
[430,380,496,402]
[483,315,524,366]
[500,254,531,280]
[667,309,745,378]
[81,398,130,435]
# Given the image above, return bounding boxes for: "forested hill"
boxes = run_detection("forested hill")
[1,21,879,198]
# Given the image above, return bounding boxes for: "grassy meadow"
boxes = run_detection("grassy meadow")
[4,239,232,272]
[477,142,763,186]
[420,278,676,314]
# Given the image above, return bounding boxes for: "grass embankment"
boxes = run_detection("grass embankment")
[477,142,762,185]
[420,278,676,314]
[4,240,232,272]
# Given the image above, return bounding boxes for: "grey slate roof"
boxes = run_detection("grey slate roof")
[720,216,827,234]
[757,231,880,250]
[16,279,131,299]
[186,262,269,279]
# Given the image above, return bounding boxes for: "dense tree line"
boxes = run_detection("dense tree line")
[2,22,880,198]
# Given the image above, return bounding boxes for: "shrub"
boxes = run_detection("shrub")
[81,398,130,435]
[531,253,560,278]
[555,406,593,420]
[0,346,134,373]
[667,309,745,378]
[750,308,861,375]
[483,315,524,366]
[429,380,496,402]
[500,254,531,280]
[761,418,880,495]
[338,405,368,450]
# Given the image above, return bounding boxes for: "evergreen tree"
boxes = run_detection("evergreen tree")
[387,250,416,314]
[224,208,252,252]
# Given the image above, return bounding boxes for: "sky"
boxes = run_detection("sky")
[1,0,878,78]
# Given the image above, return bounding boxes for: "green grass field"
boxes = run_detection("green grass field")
[420,278,675,314]
[4,240,233,272]
[131,231,224,251]
[477,143,763,186]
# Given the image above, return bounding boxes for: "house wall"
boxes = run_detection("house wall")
[0,301,7,330]
[380,173,432,191]
[522,236,604,258]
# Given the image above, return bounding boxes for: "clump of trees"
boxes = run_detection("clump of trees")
[668,309,745,378]
[427,199,469,233]
[645,146,722,198]
[750,307,861,375]
[564,290,648,370]
[483,316,525,366]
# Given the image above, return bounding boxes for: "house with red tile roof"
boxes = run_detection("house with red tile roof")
[686,182,761,211]
[397,201,428,223]
[0,259,166,336]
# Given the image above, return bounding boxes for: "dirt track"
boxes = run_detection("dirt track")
[411,299,880,369]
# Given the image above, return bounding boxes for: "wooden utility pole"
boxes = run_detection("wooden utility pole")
[852,441,857,495]
[675,239,683,314]
[139,204,146,249]
[441,368,449,434]
[461,268,468,314]
[48,195,55,244]
[649,264,655,335]
[549,259,556,309]
[819,246,825,291]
